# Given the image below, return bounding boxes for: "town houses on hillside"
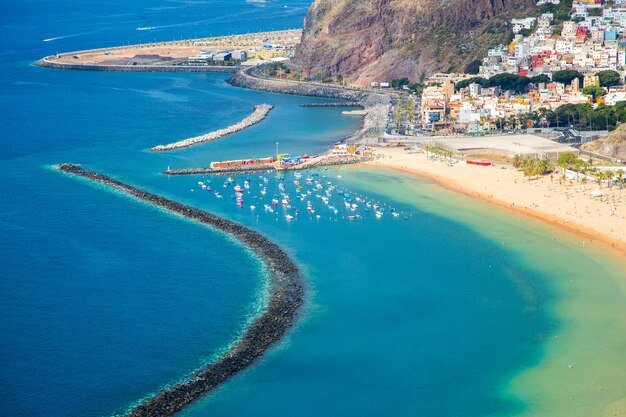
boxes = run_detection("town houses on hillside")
[412,0,626,133]
[481,2,626,77]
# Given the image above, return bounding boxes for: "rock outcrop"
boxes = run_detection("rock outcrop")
[294,0,536,87]
[582,125,626,161]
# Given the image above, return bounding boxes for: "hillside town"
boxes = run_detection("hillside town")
[393,0,626,135]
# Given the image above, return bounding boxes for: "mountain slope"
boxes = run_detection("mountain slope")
[294,0,536,86]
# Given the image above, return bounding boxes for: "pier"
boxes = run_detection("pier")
[150,104,273,152]
[56,164,304,417]
[299,102,363,108]
[164,153,375,175]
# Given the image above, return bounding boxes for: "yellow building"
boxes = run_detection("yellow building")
[583,73,600,88]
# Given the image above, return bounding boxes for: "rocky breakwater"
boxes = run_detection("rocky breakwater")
[227,67,389,144]
[56,163,304,417]
[150,104,274,152]
[35,57,240,73]
[299,102,363,108]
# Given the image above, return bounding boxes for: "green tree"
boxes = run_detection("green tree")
[558,151,578,169]
[488,73,531,93]
[531,74,551,85]
[465,59,482,75]
[455,77,488,91]
[391,78,410,89]
[582,85,606,102]
[552,70,584,85]
[597,70,621,87]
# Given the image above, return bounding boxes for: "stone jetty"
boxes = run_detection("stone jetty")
[299,102,363,108]
[56,164,304,417]
[227,67,389,144]
[34,57,240,73]
[164,154,375,175]
[150,104,273,152]
[165,164,275,176]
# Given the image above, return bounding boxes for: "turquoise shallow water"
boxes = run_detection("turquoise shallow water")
[3,2,626,417]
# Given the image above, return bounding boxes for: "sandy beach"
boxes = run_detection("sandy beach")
[367,147,626,254]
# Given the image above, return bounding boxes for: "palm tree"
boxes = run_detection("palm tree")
[605,171,614,189]
[616,169,625,191]
[594,170,604,188]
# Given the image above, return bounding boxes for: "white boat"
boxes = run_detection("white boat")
[375,211,383,218]
[285,214,294,221]
[234,185,244,193]
[260,188,267,195]
[250,205,256,210]
[392,212,400,217]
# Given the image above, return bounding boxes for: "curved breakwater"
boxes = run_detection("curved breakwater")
[55,164,304,417]
[227,68,389,143]
[299,102,363,108]
[150,104,273,152]
[34,58,240,73]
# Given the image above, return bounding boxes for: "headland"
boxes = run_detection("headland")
[34,29,300,72]
[151,104,273,151]
[55,164,304,417]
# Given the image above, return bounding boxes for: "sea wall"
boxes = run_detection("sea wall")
[227,67,375,103]
[56,164,304,417]
[151,104,273,152]
[227,67,389,144]
[165,164,275,175]
[299,102,363,108]
[34,58,240,73]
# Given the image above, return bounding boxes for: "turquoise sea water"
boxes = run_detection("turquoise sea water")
[2,2,626,417]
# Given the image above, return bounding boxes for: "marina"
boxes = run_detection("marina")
[187,168,408,223]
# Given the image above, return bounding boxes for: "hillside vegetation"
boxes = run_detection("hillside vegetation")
[294,0,536,86]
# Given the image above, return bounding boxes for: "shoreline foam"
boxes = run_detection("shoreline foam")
[55,163,304,417]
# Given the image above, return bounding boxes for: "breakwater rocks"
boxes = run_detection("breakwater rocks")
[299,102,363,108]
[34,58,240,73]
[227,68,389,144]
[165,164,275,175]
[227,68,376,104]
[56,164,304,417]
[151,104,274,152]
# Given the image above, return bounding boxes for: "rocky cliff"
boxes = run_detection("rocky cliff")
[582,125,626,161]
[294,0,536,86]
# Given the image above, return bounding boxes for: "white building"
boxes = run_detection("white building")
[511,17,537,33]
[604,90,626,105]
[231,50,248,60]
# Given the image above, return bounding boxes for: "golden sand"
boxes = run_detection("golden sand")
[366,147,626,256]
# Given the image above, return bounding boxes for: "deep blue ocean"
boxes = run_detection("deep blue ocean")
[2,1,616,417]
